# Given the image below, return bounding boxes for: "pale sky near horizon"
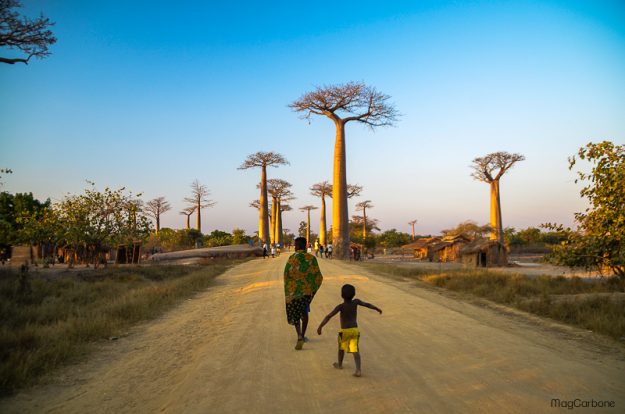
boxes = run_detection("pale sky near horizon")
[1,0,624,237]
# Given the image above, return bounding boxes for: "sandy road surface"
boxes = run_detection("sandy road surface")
[2,256,624,413]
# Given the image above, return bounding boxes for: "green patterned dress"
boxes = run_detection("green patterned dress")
[283,251,323,325]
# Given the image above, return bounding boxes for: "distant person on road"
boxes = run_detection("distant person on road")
[262,243,268,259]
[271,244,276,258]
[284,237,324,350]
[317,284,382,377]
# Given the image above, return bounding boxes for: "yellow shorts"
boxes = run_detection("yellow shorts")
[338,327,360,353]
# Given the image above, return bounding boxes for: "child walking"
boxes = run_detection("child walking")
[317,284,382,377]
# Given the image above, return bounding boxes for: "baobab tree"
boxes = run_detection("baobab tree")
[471,151,525,243]
[355,200,374,241]
[238,152,289,246]
[291,82,398,259]
[145,196,171,234]
[266,178,294,246]
[310,181,332,247]
[408,220,417,240]
[184,179,215,233]
[312,181,362,248]
[179,206,196,230]
[0,0,56,64]
[299,205,318,245]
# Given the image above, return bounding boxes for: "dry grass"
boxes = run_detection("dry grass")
[0,261,243,395]
[360,263,625,341]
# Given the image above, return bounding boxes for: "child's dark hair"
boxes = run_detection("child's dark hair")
[294,237,307,251]
[341,284,356,300]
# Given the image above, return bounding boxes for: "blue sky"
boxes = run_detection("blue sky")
[1,0,624,236]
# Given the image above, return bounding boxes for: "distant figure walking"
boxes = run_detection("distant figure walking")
[317,284,382,377]
[271,244,276,258]
[284,237,323,350]
[263,243,268,259]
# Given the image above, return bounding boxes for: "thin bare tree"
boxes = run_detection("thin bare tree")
[145,197,171,234]
[184,179,215,233]
[179,206,196,230]
[299,205,318,245]
[471,152,525,243]
[355,200,374,241]
[0,0,56,64]
[408,220,417,240]
[238,152,289,246]
[291,82,397,259]
[346,184,363,199]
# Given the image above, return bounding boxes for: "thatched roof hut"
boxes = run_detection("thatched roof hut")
[459,238,507,267]
[429,234,471,262]
[401,237,440,259]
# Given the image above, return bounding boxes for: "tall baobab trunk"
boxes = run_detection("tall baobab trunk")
[155,215,160,235]
[186,214,191,230]
[196,200,201,232]
[332,121,349,259]
[490,179,504,242]
[259,166,270,246]
[270,195,278,245]
[306,208,312,245]
[276,200,283,246]
[319,196,327,246]
[362,206,367,240]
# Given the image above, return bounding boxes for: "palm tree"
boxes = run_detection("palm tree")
[291,83,398,259]
[145,197,172,234]
[471,152,525,243]
[299,205,318,245]
[184,180,215,233]
[238,152,289,246]
[355,200,374,241]
[408,220,417,240]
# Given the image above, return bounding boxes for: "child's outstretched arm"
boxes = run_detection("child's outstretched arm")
[355,299,383,314]
[317,304,341,335]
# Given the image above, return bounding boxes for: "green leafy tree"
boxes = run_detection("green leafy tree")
[378,229,412,249]
[441,220,491,240]
[546,141,625,278]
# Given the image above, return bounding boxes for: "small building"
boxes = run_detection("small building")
[428,234,471,262]
[459,238,507,267]
[401,237,440,259]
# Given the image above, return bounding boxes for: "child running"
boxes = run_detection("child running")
[317,284,382,377]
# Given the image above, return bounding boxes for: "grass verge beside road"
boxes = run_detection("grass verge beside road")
[360,263,625,341]
[0,261,243,395]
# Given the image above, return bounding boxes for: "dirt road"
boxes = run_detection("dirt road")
[2,256,624,413]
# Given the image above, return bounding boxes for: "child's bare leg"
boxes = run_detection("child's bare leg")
[301,313,309,338]
[333,349,345,369]
[353,352,361,377]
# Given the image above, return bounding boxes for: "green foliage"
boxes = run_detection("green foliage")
[546,141,625,278]
[232,228,251,245]
[204,230,233,247]
[54,184,151,257]
[442,220,491,239]
[0,192,51,246]
[377,229,412,248]
[504,226,567,247]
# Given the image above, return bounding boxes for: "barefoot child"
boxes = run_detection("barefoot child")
[317,284,382,377]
